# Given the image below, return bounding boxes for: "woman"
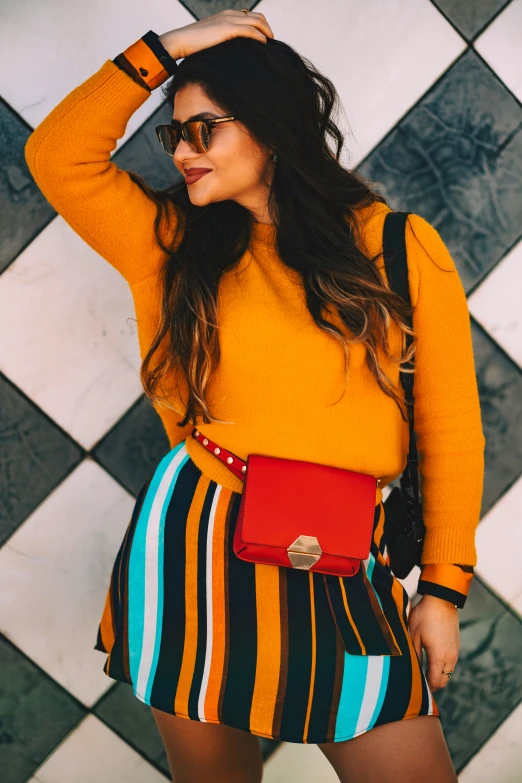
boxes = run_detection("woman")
[25,9,485,783]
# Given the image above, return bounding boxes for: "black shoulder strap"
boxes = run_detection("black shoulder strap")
[382,211,424,538]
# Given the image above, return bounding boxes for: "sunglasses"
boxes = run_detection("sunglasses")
[155,116,236,156]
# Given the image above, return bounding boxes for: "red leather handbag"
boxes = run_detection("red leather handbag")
[191,429,380,577]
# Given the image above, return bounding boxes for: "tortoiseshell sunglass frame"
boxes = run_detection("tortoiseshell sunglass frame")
[155,116,236,155]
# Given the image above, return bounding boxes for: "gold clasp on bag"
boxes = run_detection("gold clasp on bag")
[287,535,322,570]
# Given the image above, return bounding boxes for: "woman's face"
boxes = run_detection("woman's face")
[172,83,274,222]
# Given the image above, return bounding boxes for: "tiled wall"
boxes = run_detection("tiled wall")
[1,1,521,781]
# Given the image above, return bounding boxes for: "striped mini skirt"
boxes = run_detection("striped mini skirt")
[94,439,439,744]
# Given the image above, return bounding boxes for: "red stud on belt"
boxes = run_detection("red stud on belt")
[191,428,247,482]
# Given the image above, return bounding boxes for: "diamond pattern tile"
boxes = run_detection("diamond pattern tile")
[93,683,171,777]
[2,1,521,780]
[468,237,522,368]
[0,102,55,274]
[0,373,82,547]
[0,1,193,135]
[431,0,513,40]
[473,322,522,515]
[0,460,134,706]
[475,0,522,102]
[0,635,85,783]
[259,0,465,167]
[0,217,144,449]
[459,699,522,781]
[475,475,522,607]
[30,714,167,783]
[436,577,522,773]
[92,396,170,497]
[358,48,522,290]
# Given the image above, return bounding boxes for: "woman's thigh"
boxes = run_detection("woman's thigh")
[317,715,457,783]
[151,706,264,783]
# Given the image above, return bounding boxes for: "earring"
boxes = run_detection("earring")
[271,153,278,164]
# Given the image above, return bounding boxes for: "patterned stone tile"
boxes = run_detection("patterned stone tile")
[459,698,522,781]
[0,2,191,134]
[183,0,256,20]
[431,0,512,40]
[468,237,522,369]
[0,374,82,547]
[0,101,55,273]
[0,459,135,706]
[94,683,171,776]
[472,321,522,516]
[475,0,522,102]
[249,0,464,166]
[358,48,522,290]
[30,714,167,783]
[476,475,522,607]
[0,634,85,783]
[435,576,522,772]
[92,396,171,497]
[0,217,143,450]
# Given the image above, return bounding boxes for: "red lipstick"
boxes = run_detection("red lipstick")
[184,168,212,184]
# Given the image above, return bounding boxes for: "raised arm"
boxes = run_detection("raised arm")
[24,13,274,285]
[24,33,178,285]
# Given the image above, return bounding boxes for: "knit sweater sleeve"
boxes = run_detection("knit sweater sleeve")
[24,38,177,285]
[405,213,486,568]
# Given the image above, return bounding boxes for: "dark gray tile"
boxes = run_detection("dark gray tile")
[431,0,512,40]
[114,101,183,191]
[180,1,257,22]
[472,322,522,516]
[94,683,170,777]
[0,375,83,546]
[358,49,522,291]
[92,396,170,496]
[434,577,522,773]
[0,635,85,783]
[0,102,56,273]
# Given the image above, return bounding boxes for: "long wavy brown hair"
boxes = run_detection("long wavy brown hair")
[129,36,419,429]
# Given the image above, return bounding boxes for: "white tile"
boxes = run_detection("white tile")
[0,459,134,705]
[474,0,522,103]
[32,714,166,783]
[257,0,465,165]
[0,217,142,448]
[468,238,522,369]
[475,476,522,606]
[264,741,339,783]
[0,0,194,146]
[459,700,522,782]
[398,564,421,601]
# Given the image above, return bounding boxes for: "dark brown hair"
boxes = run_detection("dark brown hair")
[129,36,416,428]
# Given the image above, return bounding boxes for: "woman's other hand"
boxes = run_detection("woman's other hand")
[159,9,275,61]
[408,594,460,692]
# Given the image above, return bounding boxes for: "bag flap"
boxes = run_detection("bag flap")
[240,454,377,559]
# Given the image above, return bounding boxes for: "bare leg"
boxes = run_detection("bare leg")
[317,715,457,783]
[151,706,264,783]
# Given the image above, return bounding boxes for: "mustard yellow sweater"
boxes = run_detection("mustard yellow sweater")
[24,44,485,573]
